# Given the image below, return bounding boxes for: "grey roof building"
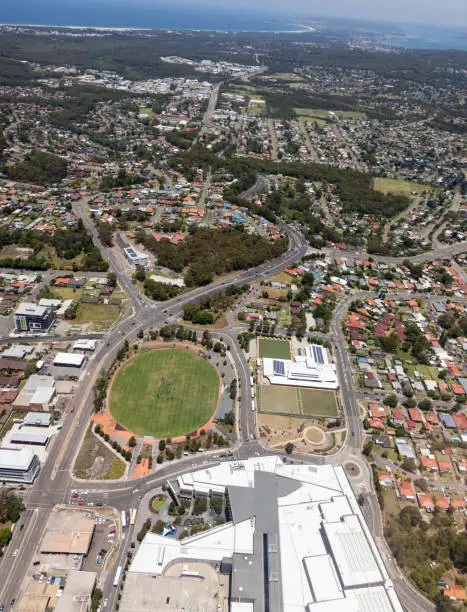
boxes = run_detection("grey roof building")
[24,412,52,427]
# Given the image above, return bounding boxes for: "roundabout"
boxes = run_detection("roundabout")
[108,349,220,439]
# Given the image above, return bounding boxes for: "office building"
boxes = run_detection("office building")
[14,303,54,333]
[123,246,148,267]
[0,447,40,483]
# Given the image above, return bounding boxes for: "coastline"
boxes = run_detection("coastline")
[0,22,313,34]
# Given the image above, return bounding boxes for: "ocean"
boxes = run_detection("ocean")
[1,0,466,50]
[0,0,302,32]
[376,22,467,51]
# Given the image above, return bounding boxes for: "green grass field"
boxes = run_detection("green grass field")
[372,177,428,196]
[151,497,165,513]
[258,339,291,360]
[248,97,266,116]
[259,385,339,418]
[271,73,304,81]
[259,385,299,414]
[297,116,327,127]
[109,350,220,438]
[300,389,339,417]
[295,107,366,120]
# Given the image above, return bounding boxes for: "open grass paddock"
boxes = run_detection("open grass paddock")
[109,349,219,439]
[258,338,291,360]
[259,385,339,418]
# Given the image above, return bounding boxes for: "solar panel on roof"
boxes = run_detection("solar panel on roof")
[311,345,324,365]
[316,346,324,365]
[290,371,320,380]
[273,360,285,376]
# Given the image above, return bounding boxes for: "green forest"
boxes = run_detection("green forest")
[135,227,288,287]
[174,146,410,219]
[0,220,108,271]
[6,151,68,185]
[385,505,467,606]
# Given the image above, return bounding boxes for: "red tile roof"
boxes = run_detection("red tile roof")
[437,457,452,472]
[420,456,438,470]
[400,481,415,499]
[417,493,434,510]
[444,585,467,601]
[408,408,423,423]
[436,497,450,510]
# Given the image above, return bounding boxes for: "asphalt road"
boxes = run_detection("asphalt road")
[0,205,455,610]
[0,206,308,608]
[323,240,467,266]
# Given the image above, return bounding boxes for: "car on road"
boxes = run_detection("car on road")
[12,549,18,557]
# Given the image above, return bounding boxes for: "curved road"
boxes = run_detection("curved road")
[2,199,463,609]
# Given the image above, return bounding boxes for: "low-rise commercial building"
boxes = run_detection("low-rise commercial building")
[0,447,40,483]
[52,353,86,368]
[130,457,402,611]
[13,375,55,411]
[263,344,338,390]
[10,431,50,446]
[40,511,95,557]
[124,246,148,267]
[55,571,97,612]
[72,339,97,352]
[24,412,52,427]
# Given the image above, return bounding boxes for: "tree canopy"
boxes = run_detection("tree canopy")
[7,151,67,185]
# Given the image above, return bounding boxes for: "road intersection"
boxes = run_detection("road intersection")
[1,200,463,609]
